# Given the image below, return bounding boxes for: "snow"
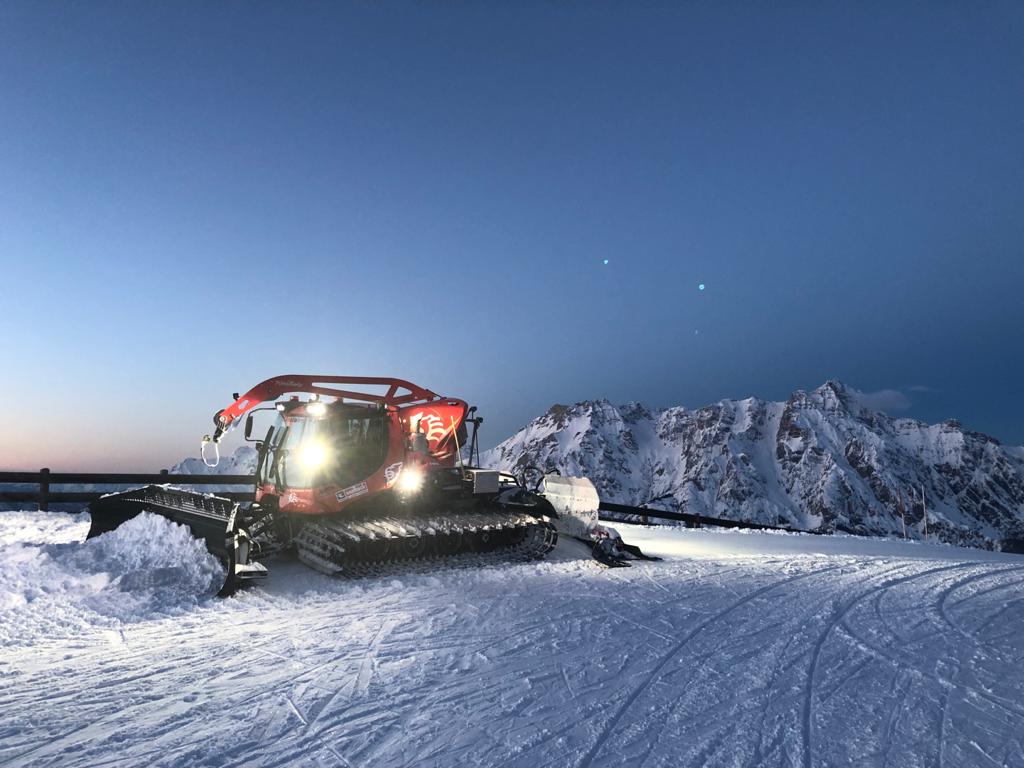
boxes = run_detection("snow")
[0,513,224,644]
[171,445,258,476]
[481,384,1024,549]
[3,511,1024,767]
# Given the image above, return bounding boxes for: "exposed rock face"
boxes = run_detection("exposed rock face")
[481,380,1024,549]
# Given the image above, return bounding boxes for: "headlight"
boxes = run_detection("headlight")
[398,469,424,494]
[307,401,327,418]
[297,440,330,469]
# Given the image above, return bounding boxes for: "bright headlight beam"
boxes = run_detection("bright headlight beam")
[398,469,424,493]
[297,440,330,469]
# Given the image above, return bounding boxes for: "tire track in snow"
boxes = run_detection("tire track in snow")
[837,621,1024,721]
[800,562,975,768]
[578,561,850,768]
[936,655,960,768]
[225,600,596,766]
[936,568,1024,649]
[877,670,912,768]
[950,573,1024,608]
[302,562,750,768]
[974,596,1024,637]
[637,560,915,768]
[932,566,1024,768]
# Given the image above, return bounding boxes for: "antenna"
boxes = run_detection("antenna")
[450,417,464,473]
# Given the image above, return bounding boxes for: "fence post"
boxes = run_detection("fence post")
[39,468,50,512]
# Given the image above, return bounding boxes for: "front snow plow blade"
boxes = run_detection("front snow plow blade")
[539,475,660,566]
[88,485,267,596]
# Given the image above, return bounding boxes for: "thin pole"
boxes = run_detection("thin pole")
[898,488,907,539]
[450,417,464,472]
[921,484,928,540]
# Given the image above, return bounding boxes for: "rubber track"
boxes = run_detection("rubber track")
[294,509,558,577]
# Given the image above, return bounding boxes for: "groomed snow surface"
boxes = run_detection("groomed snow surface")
[2,513,1024,768]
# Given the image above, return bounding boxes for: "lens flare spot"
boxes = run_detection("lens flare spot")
[698,283,705,291]
[398,469,424,493]
[298,440,330,469]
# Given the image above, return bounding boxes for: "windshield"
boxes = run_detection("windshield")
[257,414,285,487]
[271,408,388,490]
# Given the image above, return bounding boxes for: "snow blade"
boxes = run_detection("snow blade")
[87,485,267,596]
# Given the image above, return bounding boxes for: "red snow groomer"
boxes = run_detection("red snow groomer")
[88,375,656,594]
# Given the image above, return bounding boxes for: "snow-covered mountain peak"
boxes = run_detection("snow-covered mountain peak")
[619,400,655,422]
[482,383,1024,549]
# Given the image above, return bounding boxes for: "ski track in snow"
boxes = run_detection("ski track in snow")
[2,514,1024,768]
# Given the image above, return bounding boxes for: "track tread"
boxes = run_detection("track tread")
[294,508,557,577]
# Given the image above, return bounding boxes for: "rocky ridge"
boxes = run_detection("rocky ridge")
[481,380,1024,549]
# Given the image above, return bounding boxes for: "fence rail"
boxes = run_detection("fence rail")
[0,469,256,510]
[598,500,797,532]
[1,469,803,533]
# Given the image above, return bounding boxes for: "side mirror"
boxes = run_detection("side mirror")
[244,414,255,440]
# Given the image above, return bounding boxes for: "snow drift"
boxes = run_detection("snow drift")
[0,512,224,645]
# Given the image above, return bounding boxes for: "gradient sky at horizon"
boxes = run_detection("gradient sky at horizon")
[1,2,1023,471]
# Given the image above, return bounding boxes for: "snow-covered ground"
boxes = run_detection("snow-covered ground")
[2,512,1024,768]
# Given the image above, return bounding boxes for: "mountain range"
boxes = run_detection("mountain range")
[480,380,1024,549]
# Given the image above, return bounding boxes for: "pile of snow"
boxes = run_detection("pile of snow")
[0,512,224,645]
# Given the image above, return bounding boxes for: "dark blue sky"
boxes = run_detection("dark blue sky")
[2,2,1022,470]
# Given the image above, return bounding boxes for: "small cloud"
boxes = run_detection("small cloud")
[858,388,913,413]
[906,385,937,393]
